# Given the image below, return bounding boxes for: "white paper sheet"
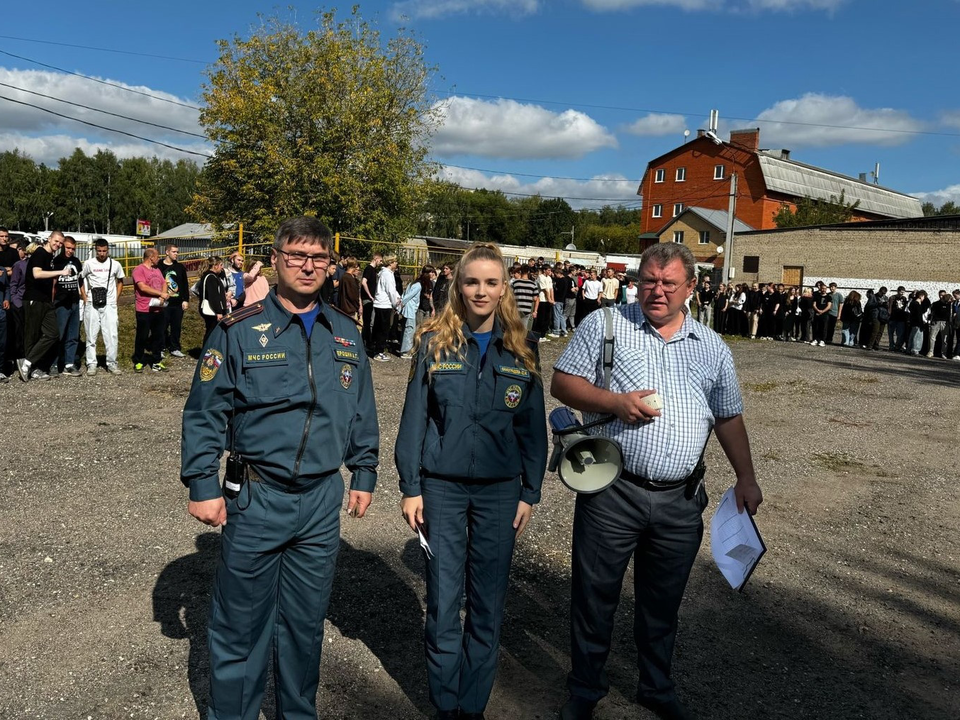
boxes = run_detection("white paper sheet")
[710,487,766,591]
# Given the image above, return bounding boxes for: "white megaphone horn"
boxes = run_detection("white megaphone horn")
[548,407,623,494]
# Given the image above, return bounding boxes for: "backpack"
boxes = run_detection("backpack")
[877,303,890,323]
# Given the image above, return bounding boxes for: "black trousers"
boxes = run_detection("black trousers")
[361,300,374,352]
[371,307,393,356]
[824,315,838,344]
[164,301,185,351]
[24,299,59,368]
[133,311,164,365]
[534,301,553,336]
[568,478,707,705]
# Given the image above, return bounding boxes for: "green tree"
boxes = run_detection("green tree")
[773,190,861,228]
[191,9,438,241]
[922,200,959,216]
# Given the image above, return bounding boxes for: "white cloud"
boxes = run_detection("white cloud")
[625,113,687,137]
[391,0,538,20]
[0,131,208,166]
[436,165,640,210]
[431,96,617,160]
[581,0,843,10]
[939,110,960,130]
[748,93,923,147]
[0,68,206,163]
[911,184,960,208]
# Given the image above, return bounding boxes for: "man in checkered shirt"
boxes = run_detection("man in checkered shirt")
[552,243,763,720]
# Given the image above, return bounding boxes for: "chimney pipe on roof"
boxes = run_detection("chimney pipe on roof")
[729,128,760,152]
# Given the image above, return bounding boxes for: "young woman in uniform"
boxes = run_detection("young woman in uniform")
[395,243,547,720]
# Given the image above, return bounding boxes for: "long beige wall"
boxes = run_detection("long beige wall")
[731,227,960,292]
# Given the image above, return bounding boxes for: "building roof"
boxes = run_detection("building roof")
[682,207,755,234]
[756,153,923,219]
[737,213,960,235]
[154,222,214,240]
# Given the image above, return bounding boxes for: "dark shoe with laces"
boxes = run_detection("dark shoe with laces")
[637,695,693,720]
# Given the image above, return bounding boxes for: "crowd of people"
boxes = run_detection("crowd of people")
[695,279,960,359]
[0,227,275,381]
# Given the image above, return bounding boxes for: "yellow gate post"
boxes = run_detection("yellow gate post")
[238,223,244,255]
[335,232,340,254]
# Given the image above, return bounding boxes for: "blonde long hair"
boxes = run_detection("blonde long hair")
[414,243,539,377]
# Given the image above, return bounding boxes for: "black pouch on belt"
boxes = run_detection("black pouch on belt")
[223,454,246,500]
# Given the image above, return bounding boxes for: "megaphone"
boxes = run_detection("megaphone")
[548,407,623,494]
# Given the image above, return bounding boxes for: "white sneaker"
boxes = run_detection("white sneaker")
[399,353,414,360]
[31,369,51,380]
[819,341,825,346]
[106,364,122,375]
[953,356,960,361]
[375,353,391,362]
[547,332,560,338]
[539,337,551,343]
[0,373,8,384]
[87,365,98,376]
[170,350,186,358]
[809,340,818,346]
[16,358,30,382]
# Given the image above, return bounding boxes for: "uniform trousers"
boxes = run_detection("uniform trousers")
[421,476,520,714]
[84,304,119,368]
[207,473,343,720]
[568,478,707,706]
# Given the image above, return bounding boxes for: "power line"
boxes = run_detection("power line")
[0,94,211,158]
[0,49,201,110]
[0,34,209,65]
[0,81,205,138]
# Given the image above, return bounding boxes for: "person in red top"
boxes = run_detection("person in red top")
[132,247,170,372]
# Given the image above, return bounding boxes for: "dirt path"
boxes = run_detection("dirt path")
[1,340,958,719]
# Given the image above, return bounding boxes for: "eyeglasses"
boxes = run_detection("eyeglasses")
[639,278,689,294]
[277,249,331,268]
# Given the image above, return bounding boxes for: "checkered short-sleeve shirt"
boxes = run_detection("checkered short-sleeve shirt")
[554,305,743,482]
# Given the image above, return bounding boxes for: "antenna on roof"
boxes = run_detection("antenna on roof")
[708,109,719,134]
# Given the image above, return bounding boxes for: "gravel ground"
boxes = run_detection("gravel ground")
[1,337,958,720]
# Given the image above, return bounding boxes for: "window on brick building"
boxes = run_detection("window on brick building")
[743,256,760,273]
[699,230,710,245]
[673,203,683,217]
[673,231,685,243]
[652,204,662,218]
[655,169,665,183]
[714,164,725,180]
[676,167,686,182]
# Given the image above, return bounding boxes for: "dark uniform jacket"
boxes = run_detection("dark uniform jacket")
[181,289,379,502]
[395,320,547,505]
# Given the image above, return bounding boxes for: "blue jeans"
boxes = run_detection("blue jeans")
[888,320,906,350]
[56,303,80,370]
[400,315,416,353]
[908,325,924,355]
[841,320,860,346]
[553,302,566,335]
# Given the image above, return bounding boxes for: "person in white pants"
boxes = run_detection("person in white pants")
[79,238,125,375]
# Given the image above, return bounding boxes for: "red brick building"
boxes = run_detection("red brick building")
[637,128,923,235]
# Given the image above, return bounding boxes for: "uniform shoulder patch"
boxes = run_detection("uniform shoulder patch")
[200,349,224,382]
[221,302,264,327]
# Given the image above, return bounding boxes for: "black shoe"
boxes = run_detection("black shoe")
[436,711,458,720]
[461,714,485,720]
[559,696,596,720]
[637,696,693,720]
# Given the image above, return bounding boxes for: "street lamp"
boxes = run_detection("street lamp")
[44,212,53,232]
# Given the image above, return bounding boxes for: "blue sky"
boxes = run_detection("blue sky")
[2,0,959,210]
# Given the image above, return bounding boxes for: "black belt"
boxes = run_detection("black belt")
[619,470,688,491]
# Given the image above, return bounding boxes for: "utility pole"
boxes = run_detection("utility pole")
[721,173,738,284]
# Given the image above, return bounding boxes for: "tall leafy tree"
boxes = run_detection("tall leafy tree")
[190,9,439,241]
[773,190,861,228]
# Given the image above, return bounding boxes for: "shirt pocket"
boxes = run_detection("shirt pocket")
[428,362,468,407]
[240,345,292,400]
[492,364,532,413]
[330,345,362,394]
[610,347,648,393]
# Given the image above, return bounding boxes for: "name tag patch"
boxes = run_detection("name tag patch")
[245,351,288,365]
[335,348,360,362]
[429,362,465,374]
[496,364,530,380]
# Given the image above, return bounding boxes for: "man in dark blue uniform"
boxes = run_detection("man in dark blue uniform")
[181,216,380,720]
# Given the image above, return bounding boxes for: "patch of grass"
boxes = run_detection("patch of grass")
[854,375,881,384]
[744,381,779,393]
[813,451,867,472]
